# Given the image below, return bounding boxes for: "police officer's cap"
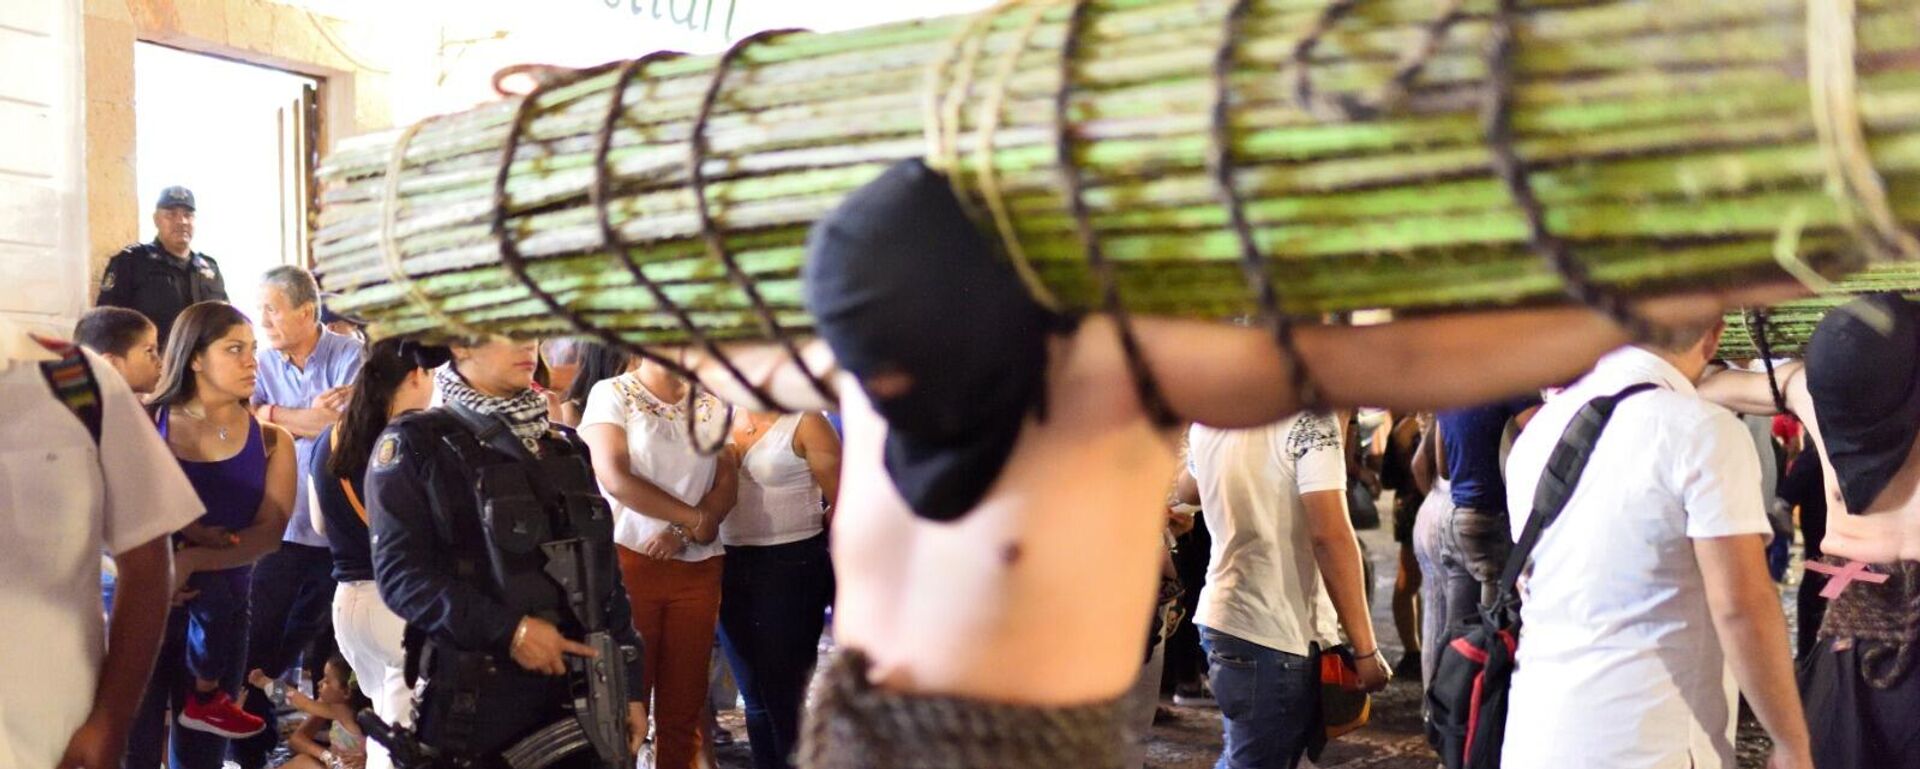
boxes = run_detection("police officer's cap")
[156,186,196,212]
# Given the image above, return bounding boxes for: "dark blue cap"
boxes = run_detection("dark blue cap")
[156,186,195,211]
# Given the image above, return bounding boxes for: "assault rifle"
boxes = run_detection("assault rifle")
[499,534,635,769]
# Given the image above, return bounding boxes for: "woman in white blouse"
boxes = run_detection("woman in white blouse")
[579,357,738,769]
[717,410,841,769]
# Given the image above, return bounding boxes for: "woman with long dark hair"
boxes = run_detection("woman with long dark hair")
[557,342,632,427]
[312,338,444,769]
[125,302,296,769]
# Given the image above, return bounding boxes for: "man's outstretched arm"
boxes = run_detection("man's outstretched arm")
[1697,363,1807,417]
[680,340,842,414]
[674,282,1804,423]
[1145,281,1806,429]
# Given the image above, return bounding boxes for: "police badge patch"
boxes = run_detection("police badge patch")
[373,433,401,471]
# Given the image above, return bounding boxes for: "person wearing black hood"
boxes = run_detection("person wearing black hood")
[1700,292,1920,768]
[669,159,1801,769]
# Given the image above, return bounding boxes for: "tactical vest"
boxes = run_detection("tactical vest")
[422,408,617,635]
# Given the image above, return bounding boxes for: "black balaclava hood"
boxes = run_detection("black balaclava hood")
[803,159,1060,521]
[1806,292,1920,514]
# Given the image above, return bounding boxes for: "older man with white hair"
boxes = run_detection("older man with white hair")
[232,265,364,769]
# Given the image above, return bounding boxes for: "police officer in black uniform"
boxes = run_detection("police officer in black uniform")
[96,186,227,346]
[366,336,646,769]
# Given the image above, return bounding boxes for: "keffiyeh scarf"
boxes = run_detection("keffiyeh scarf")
[435,365,550,452]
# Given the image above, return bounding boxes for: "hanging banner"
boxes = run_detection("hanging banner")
[589,0,742,41]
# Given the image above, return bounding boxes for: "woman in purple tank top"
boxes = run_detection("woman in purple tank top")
[124,302,295,769]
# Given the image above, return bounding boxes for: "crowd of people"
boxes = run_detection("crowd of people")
[19,188,847,769]
[8,162,1919,769]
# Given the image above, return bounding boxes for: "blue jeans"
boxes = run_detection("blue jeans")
[717,533,834,769]
[1438,505,1510,633]
[124,603,250,769]
[183,570,249,683]
[233,543,336,769]
[1200,627,1319,769]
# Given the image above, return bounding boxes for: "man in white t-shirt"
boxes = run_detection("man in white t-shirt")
[0,318,204,769]
[1500,325,1812,769]
[1178,412,1389,769]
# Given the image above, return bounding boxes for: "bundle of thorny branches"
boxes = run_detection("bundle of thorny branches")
[312,0,1920,363]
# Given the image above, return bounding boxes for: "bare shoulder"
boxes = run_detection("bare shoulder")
[1052,315,1166,421]
[263,422,295,455]
[793,411,839,457]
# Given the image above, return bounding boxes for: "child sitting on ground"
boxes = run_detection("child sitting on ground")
[248,656,369,769]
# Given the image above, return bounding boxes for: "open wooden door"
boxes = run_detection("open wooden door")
[277,83,319,270]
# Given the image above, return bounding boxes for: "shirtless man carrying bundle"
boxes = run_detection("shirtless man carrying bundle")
[676,159,1801,769]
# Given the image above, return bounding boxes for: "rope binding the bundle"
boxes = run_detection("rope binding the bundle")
[360,0,1920,435]
[494,56,741,455]
[1746,308,1791,415]
[587,49,742,455]
[688,28,841,413]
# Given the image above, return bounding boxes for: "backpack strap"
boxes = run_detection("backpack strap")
[1486,382,1658,623]
[33,336,103,446]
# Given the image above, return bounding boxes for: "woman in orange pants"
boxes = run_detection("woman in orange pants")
[580,356,738,769]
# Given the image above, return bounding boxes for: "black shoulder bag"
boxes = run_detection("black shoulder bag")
[1425,383,1655,769]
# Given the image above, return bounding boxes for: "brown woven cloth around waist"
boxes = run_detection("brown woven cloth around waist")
[1816,558,1920,689]
[795,649,1128,769]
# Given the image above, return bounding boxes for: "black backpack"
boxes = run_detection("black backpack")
[1426,383,1655,768]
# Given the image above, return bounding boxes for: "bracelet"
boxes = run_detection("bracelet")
[669,523,693,545]
[1353,648,1382,661]
[511,618,531,653]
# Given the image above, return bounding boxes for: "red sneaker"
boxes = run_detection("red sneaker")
[176,688,266,739]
